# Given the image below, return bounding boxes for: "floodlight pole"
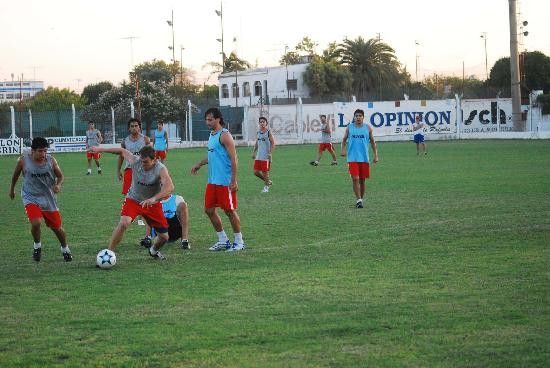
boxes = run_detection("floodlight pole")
[509,0,522,129]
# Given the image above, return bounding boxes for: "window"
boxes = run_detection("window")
[6,83,13,87]
[6,93,14,99]
[243,82,250,97]
[287,79,298,91]
[254,81,262,97]
[23,93,30,98]
[0,94,4,99]
[23,82,30,86]
[221,84,229,98]
[232,83,239,98]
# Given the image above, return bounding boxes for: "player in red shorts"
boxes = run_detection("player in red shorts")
[117,118,151,195]
[252,116,275,193]
[85,121,103,175]
[90,144,174,262]
[9,137,73,262]
[310,114,338,166]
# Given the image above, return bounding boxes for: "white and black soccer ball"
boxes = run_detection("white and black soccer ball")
[96,249,116,269]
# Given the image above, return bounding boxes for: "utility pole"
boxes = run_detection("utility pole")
[508,0,522,129]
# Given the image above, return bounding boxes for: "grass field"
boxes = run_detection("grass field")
[0,140,549,367]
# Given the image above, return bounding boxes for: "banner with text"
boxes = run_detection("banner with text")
[460,99,512,134]
[45,136,87,152]
[0,138,23,155]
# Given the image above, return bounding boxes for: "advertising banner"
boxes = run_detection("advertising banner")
[461,99,512,133]
[0,138,23,155]
[45,136,87,152]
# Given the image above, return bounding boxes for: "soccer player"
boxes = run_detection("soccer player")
[412,114,427,155]
[252,116,275,193]
[90,145,174,261]
[191,107,246,251]
[310,114,338,166]
[140,193,190,250]
[85,121,103,175]
[117,118,151,195]
[9,137,73,262]
[152,120,169,163]
[340,109,379,209]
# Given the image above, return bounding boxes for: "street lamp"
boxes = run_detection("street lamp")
[480,32,488,80]
[180,46,185,85]
[167,10,175,85]
[215,2,225,70]
[414,40,420,82]
[284,45,289,99]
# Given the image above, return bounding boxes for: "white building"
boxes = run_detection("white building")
[218,63,310,107]
[0,80,44,103]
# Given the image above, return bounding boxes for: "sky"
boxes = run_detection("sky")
[1,0,549,92]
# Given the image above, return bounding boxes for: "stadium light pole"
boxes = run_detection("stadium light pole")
[415,40,420,82]
[215,2,225,71]
[284,44,289,99]
[180,46,185,85]
[167,10,176,85]
[508,0,522,129]
[480,32,488,80]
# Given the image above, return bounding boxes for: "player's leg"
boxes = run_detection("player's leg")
[254,169,265,182]
[107,216,133,251]
[140,223,153,248]
[176,202,189,241]
[328,145,338,164]
[224,208,246,251]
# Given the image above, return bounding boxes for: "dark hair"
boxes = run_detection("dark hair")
[127,118,141,129]
[157,120,164,125]
[88,121,95,124]
[320,114,327,119]
[204,107,225,126]
[353,109,365,117]
[31,137,49,150]
[139,145,155,160]
[259,116,268,124]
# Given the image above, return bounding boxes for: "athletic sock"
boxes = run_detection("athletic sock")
[149,246,158,255]
[234,232,243,245]
[34,242,42,249]
[217,230,229,243]
[60,245,71,253]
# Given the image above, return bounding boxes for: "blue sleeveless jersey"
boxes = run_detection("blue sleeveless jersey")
[154,129,167,150]
[207,128,232,185]
[347,123,371,163]
[162,194,177,219]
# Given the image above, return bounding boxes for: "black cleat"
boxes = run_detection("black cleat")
[63,251,73,262]
[310,161,318,166]
[181,240,190,250]
[331,161,338,166]
[97,168,102,174]
[355,201,364,209]
[140,237,152,248]
[33,247,42,262]
[149,250,166,260]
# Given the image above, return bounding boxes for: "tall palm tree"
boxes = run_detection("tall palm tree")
[205,51,251,74]
[339,37,403,100]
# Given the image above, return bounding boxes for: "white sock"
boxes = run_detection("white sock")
[234,232,243,245]
[60,245,70,253]
[149,246,158,255]
[356,198,363,204]
[217,230,228,243]
[34,242,41,249]
[87,169,91,173]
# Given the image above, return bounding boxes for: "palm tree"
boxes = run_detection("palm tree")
[204,51,251,73]
[339,37,404,100]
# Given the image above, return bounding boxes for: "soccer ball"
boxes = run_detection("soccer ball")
[96,249,116,269]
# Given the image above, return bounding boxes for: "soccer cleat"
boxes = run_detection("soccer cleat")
[149,249,167,260]
[97,168,102,174]
[331,161,338,166]
[86,171,91,176]
[309,161,318,166]
[209,240,231,251]
[140,237,152,248]
[266,180,273,186]
[227,242,246,252]
[32,247,42,262]
[181,240,190,250]
[261,186,269,193]
[355,201,364,209]
[63,251,73,262]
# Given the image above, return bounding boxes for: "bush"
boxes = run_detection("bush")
[537,94,550,115]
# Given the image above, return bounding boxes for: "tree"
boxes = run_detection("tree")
[303,59,352,101]
[27,87,85,111]
[489,51,550,96]
[338,37,405,100]
[81,81,114,105]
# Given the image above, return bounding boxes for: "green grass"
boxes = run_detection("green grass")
[0,140,549,367]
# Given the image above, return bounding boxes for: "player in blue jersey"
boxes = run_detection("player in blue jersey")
[140,194,190,250]
[191,107,246,251]
[153,120,169,163]
[340,109,379,208]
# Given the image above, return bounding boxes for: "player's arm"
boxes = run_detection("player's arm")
[9,157,24,199]
[191,158,208,174]
[117,140,125,180]
[164,131,169,150]
[369,126,379,163]
[340,127,349,156]
[92,146,137,165]
[268,131,276,161]
[252,140,258,159]
[97,130,103,144]
[141,167,174,208]
[144,135,152,146]
[51,157,64,193]
[221,131,238,192]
